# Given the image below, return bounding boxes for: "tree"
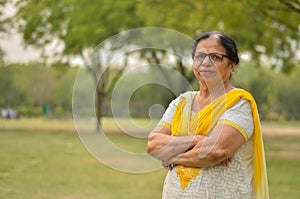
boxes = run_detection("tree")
[137,0,300,72]
[11,0,142,127]
[0,66,18,106]
[246,0,300,73]
[8,0,300,125]
[0,0,11,67]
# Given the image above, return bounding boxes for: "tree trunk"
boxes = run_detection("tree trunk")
[95,88,105,131]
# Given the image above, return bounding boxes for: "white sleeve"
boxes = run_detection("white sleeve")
[218,99,254,140]
[159,96,181,125]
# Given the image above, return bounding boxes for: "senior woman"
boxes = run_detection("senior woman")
[147,31,269,199]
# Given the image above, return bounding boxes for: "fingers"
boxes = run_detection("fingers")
[220,157,232,167]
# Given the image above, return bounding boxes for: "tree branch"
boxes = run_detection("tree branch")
[151,50,176,93]
[104,53,129,95]
[259,7,298,31]
[279,0,300,14]
[80,53,98,85]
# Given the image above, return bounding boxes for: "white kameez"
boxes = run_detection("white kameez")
[161,98,255,199]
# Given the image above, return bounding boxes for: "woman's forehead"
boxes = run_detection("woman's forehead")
[196,37,225,52]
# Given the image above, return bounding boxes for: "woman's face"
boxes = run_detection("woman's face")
[193,37,235,86]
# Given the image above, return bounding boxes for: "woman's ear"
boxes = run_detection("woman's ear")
[230,62,236,70]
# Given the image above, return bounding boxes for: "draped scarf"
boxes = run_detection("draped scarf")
[171,88,269,199]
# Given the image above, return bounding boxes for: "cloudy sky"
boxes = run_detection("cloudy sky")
[1,33,40,63]
[0,2,40,63]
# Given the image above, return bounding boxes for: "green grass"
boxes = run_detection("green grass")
[264,135,300,199]
[1,118,300,198]
[0,130,165,199]
[0,117,76,132]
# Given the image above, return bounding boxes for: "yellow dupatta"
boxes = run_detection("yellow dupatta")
[171,89,269,199]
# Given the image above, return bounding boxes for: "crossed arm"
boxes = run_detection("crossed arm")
[146,123,246,168]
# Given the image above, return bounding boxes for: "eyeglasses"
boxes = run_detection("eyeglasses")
[194,52,232,63]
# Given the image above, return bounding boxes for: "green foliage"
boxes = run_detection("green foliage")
[12,0,142,56]
[105,65,177,118]
[2,0,300,119]
[1,62,300,120]
[0,48,5,67]
[17,105,43,117]
[0,66,22,105]
[129,84,174,118]
[232,61,300,120]
[137,0,300,72]
[0,62,77,117]
[277,67,300,120]
[7,0,299,72]
[6,0,299,124]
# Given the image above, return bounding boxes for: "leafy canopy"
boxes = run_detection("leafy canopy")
[8,0,300,72]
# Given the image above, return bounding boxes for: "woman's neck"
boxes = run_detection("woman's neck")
[198,81,234,101]
[192,82,234,112]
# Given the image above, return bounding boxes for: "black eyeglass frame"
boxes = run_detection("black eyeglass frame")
[193,52,233,63]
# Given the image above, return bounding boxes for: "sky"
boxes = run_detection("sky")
[1,33,40,63]
[0,2,40,63]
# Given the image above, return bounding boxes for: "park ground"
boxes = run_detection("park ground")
[0,118,300,199]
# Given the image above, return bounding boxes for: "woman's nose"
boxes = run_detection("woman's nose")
[201,55,212,66]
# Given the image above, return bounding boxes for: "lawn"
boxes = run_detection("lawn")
[0,118,300,198]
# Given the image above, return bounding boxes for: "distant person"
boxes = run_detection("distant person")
[147,31,269,198]
[1,108,8,118]
[8,108,14,119]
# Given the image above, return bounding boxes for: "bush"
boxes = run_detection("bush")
[17,106,43,117]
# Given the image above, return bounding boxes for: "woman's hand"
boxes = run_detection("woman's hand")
[147,126,203,163]
[172,124,245,168]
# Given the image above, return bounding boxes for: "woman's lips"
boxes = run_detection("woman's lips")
[194,66,216,76]
[199,70,215,74]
